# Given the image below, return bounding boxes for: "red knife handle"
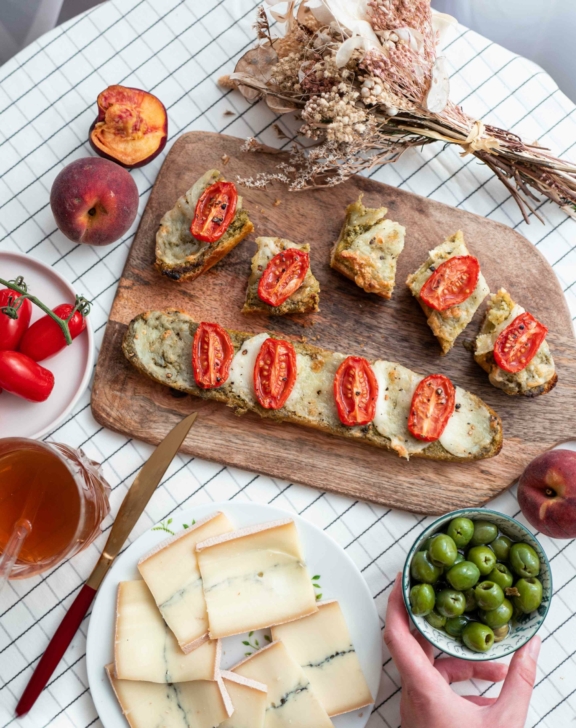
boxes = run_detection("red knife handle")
[16,583,97,716]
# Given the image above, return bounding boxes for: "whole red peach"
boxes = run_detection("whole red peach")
[518,449,576,539]
[50,157,139,246]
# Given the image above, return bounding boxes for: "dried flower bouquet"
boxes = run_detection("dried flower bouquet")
[220,0,576,223]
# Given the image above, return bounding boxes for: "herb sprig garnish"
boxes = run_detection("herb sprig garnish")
[312,574,322,601]
[243,631,272,656]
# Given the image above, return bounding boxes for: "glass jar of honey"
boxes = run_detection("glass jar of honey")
[0,438,110,581]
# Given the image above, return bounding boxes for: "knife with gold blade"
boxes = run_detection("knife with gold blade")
[16,411,198,716]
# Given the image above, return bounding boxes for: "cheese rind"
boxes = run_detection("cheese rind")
[114,580,217,683]
[219,672,268,728]
[138,512,234,652]
[232,641,333,728]
[271,600,373,716]
[106,665,230,728]
[196,520,318,638]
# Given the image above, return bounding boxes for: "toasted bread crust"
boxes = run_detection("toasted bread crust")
[474,349,558,397]
[122,309,503,462]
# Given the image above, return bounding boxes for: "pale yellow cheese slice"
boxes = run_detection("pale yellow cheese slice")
[114,580,218,683]
[196,519,318,638]
[219,671,268,728]
[271,600,373,716]
[106,665,232,728]
[138,512,234,652]
[232,641,332,728]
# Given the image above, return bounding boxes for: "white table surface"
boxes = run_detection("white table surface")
[0,1,575,726]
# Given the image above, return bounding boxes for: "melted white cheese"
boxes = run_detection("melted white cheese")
[229,333,269,405]
[475,303,525,355]
[284,352,344,428]
[371,361,428,458]
[439,387,494,458]
[346,219,405,283]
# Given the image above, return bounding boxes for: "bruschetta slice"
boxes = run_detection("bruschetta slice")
[242,237,320,315]
[406,231,490,354]
[155,169,254,282]
[330,197,405,299]
[474,289,557,397]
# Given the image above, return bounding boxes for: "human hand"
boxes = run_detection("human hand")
[384,573,541,728]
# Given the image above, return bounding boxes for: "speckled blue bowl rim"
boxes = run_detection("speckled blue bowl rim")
[402,508,552,661]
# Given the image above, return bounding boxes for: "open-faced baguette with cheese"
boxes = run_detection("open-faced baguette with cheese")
[475,288,557,397]
[406,231,490,354]
[331,197,405,299]
[243,237,320,315]
[155,169,254,282]
[122,309,503,462]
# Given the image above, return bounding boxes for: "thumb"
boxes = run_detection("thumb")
[495,637,541,722]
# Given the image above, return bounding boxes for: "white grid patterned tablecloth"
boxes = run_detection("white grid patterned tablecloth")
[0,1,575,726]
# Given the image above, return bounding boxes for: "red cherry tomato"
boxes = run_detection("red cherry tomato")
[408,374,455,442]
[333,356,378,427]
[0,288,32,351]
[191,181,238,243]
[192,322,234,389]
[419,256,480,311]
[257,249,310,307]
[19,304,87,362]
[493,312,548,373]
[0,351,54,402]
[254,338,297,410]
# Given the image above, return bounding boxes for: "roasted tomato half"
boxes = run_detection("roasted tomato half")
[89,85,168,168]
[191,181,237,243]
[333,356,378,427]
[493,312,548,373]
[257,249,309,307]
[408,374,455,442]
[419,255,480,311]
[254,338,297,410]
[192,322,234,389]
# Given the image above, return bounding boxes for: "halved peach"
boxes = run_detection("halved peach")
[89,85,168,168]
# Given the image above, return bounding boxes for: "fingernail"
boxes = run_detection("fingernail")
[527,637,541,659]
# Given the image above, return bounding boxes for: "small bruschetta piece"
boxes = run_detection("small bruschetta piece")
[474,289,557,397]
[330,197,405,299]
[242,237,320,315]
[155,169,254,282]
[406,231,489,354]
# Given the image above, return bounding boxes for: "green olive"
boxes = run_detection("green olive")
[493,624,510,643]
[410,584,436,616]
[491,534,512,561]
[470,520,498,546]
[509,543,541,578]
[467,545,497,576]
[487,563,514,590]
[445,614,469,638]
[446,561,481,591]
[463,622,495,653]
[480,598,513,629]
[411,550,443,584]
[425,610,446,630]
[436,589,467,618]
[419,537,434,552]
[428,534,458,568]
[513,577,543,614]
[475,580,505,611]
[463,588,477,612]
[447,517,475,549]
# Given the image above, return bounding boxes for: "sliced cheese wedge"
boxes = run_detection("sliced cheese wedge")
[114,580,218,683]
[106,665,232,728]
[219,671,268,728]
[271,600,373,716]
[138,511,234,652]
[232,641,332,728]
[196,519,318,638]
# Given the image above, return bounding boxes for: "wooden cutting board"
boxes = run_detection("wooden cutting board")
[91,131,576,514]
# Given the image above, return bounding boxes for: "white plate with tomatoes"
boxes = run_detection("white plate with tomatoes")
[0,251,94,440]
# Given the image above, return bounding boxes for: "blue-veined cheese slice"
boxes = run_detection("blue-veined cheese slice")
[439,386,495,458]
[196,519,317,639]
[138,512,234,653]
[106,665,232,728]
[114,580,218,683]
[219,671,268,728]
[229,333,269,405]
[271,600,373,717]
[232,641,333,728]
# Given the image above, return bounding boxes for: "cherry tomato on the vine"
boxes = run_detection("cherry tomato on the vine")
[19,304,87,362]
[0,351,54,402]
[0,288,32,351]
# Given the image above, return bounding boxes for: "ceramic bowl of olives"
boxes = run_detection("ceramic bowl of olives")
[402,508,552,661]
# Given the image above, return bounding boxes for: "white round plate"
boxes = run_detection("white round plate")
[87,502,382,728]
[0,251,94,440]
